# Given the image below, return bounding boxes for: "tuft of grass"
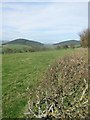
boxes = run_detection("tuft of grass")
[25,48,89,119]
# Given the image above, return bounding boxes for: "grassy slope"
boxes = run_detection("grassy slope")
[2,44,46,53]
[2,49,75,118]
[2,44,32,50]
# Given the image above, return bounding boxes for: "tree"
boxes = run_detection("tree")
[79,29,89,47]
[62,45,69,49]
[70,44,75,49]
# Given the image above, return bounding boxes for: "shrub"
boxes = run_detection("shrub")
[25,49,88,119]
[3,48,14,54]
[62,45,69,49]
[79,29,89,47]
[56,45,69,50]
[56,45,62,49]
[70,44,75,49]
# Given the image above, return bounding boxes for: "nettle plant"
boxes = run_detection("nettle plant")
[25,49,88,119]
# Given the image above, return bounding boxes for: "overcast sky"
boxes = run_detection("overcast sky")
[1,1,88,44]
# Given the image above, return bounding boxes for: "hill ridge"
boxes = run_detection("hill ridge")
[3,38,44,46]
[53,40,80,46]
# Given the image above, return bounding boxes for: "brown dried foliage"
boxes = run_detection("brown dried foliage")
[79,29,90,47]
[25,49,89,119]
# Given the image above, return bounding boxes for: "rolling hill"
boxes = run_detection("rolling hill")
[2,39,81,54]
[2,39,46,53]
[3,38,44,46]
[54,40,80,46]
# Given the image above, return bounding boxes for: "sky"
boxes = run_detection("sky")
[1,0,89,2]
[1,1,88,44]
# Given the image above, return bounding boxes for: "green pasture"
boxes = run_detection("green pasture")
[2,49,75,118]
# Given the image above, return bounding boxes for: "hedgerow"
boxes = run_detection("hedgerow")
[25,49,88,119]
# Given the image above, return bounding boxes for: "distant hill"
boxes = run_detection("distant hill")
[3,38,44,46]
[2,40,9,44]
[2,39,47,53]
[2,39,81,54]
[53,40,80,46]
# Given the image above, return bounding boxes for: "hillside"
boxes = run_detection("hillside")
[2,41,9,44]
[3,38,44,46]
[54,40,80,46]
[2,39,46,53]
[2,39,81,54]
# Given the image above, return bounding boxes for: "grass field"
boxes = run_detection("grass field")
[2,49,75,118]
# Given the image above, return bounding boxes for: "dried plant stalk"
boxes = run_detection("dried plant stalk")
[24,49,89,119]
